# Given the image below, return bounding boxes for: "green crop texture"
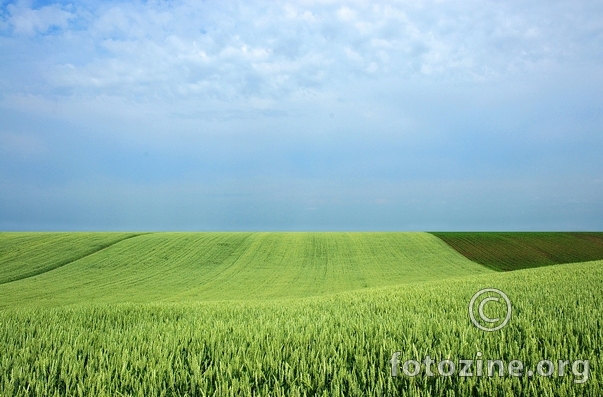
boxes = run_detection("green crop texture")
[0,232,492,308]
[0,232,140,285]
[0,232,601,396]
[431,232,603,271]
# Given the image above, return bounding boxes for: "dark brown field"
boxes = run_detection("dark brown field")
[431,232,603,271]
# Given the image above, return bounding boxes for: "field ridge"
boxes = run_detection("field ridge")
[0,233,146,285]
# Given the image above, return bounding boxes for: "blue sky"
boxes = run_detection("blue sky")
[1,0,602,231]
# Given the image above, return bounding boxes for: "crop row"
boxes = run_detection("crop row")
[431,232,603,271]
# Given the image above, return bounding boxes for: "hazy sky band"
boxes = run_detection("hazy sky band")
[1,0,602,230]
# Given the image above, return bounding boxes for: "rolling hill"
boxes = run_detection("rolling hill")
[1,232,601,396]
[0,232,491,308]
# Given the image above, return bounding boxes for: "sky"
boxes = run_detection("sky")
[0,0,602,231]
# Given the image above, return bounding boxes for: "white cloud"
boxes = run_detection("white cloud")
[336,6,356,21]
[0,0,601,231]
[6,1,74,35]
[0,0,601,117]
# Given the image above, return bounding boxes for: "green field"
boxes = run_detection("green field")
[0,232,139,285]
[0,232,601,396]
[0,232,492,308]
[431,232,603,271]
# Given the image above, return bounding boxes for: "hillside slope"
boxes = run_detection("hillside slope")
[0,259,601,396]
[0,232,140,284]
[0,232,491,308]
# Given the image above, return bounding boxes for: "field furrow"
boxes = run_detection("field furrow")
[0,232,141,284]
[431,232,603,271]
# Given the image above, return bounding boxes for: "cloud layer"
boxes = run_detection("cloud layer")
[1,0,602,230]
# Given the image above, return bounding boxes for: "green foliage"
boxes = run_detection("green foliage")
[0,232,491,308]
[430,232,603,271]
[0,260,601,396]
